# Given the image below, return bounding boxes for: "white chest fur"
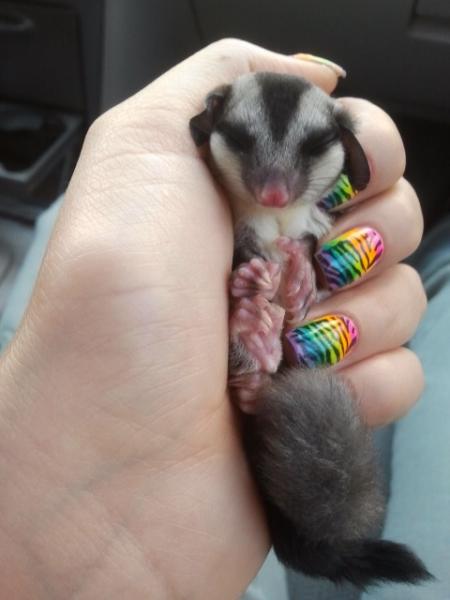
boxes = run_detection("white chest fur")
[232,201,333,258]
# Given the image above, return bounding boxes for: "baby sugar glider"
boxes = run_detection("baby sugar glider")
[190,72,431,588]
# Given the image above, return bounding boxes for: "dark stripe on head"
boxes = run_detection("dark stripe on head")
[216,121,255,154]
[301,127,340,157]
[257,73,310,142]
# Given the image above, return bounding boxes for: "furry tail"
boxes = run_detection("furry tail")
[266,498,432,588]
[243,368,432,587]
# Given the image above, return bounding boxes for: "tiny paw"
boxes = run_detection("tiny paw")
[284,267,317,324]
[230,296,285,373]
[277,236,318,323]
[230,258,281,300]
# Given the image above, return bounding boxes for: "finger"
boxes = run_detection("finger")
[316,178,423,292]
[285,264,427,369]
[322,97,406,211]
[340,348,425,427]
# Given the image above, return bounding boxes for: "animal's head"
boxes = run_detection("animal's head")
[190,72,369,208]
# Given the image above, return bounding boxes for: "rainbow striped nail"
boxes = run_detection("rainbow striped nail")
[285,315,358,368]
[319,173,357,211]
[316,226,384,290]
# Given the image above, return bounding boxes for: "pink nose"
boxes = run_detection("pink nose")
[259,183,289,208]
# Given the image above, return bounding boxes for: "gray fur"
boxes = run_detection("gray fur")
[245,368,384,544]
[243,367,431,585]
[228,336,258,375]
[232,222,267,267]
[209,73,346,224]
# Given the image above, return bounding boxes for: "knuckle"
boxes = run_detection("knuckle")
[395,349,425,418]
[407,350,425,397]
[207,38,249,56]
[84,107,124,150]
[382,115,406,178]
[202,38,255,76]
[375,265,427,340]
[394,178,424,254]
[398,263,427,316]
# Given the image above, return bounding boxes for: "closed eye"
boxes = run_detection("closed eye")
[216,122,254,154]
[301,128,340,157]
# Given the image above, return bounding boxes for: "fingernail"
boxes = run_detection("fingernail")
[293,53,347,78]
[285,314,358,368]
[316,226,384,290]
[318,173,357,211]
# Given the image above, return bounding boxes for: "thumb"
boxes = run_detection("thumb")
[114,39,342,134]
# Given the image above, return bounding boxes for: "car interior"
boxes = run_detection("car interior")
[2,1,449,598]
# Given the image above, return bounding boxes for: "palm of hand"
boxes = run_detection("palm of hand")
[15,67,269,595]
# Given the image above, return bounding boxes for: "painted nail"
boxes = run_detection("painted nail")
[285,314,358,368]
[318,173,357,212]
[293,53,347,78]
[316,227,384,290]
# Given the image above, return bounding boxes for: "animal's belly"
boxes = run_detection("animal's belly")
[246,203,332,253]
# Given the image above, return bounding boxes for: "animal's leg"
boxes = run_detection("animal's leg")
[277,236,317,324]
[229,296,285,413]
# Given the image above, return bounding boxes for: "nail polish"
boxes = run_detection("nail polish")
[285,314,358,368]
[316,227,384,290]
[293,53,347,78]
[318,173,357,211]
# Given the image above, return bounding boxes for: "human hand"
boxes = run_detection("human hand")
[0,40,425,599]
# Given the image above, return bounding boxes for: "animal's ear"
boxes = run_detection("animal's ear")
[189,84,231,146]
[335,109,370,191]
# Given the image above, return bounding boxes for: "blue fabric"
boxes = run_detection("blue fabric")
[361,218,450,599]
[0,199,62,351]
